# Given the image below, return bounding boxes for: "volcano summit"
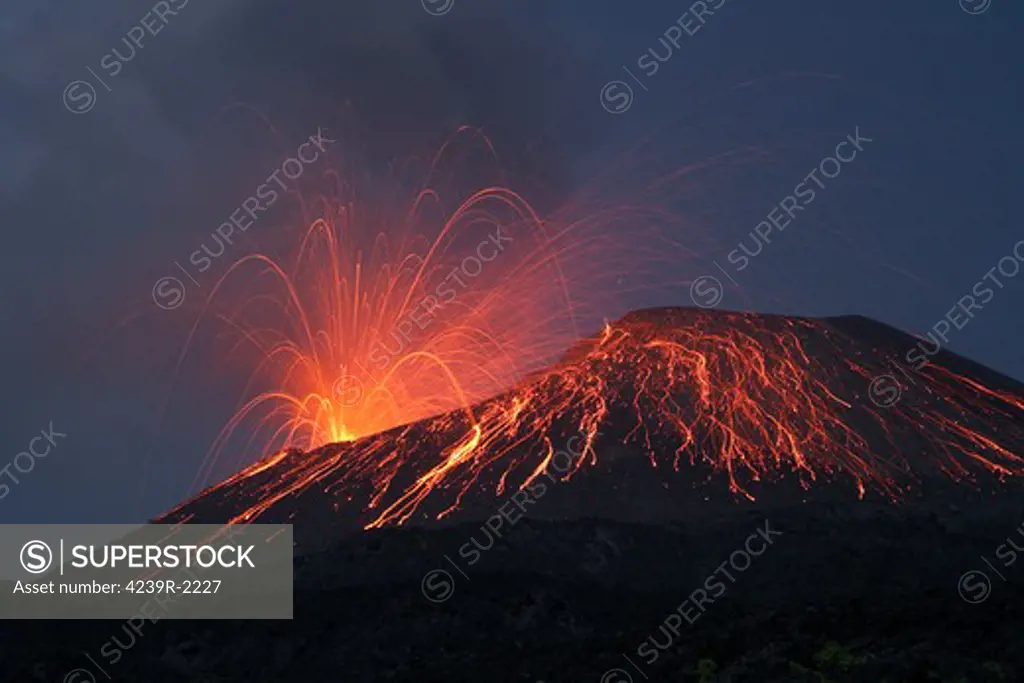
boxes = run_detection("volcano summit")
[157,306,1024,546]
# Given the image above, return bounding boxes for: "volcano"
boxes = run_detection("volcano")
[14,307,1024,683]
[157,306,1024,546]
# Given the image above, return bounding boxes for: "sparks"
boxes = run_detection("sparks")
[160,131,1024,532]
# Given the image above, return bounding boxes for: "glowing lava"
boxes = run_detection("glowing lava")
[163,307,1024,531]
[163,130,1024,531]
[179,127,619,491]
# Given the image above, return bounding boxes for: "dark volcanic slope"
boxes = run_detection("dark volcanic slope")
[12,504,1024,682]
[158,307,1024,548]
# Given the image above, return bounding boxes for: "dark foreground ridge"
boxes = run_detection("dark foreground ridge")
[5,500,1024,682]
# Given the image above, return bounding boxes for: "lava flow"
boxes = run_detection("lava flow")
[161,304,1024,533]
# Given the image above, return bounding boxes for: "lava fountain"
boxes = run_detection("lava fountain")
[178,127,660,492]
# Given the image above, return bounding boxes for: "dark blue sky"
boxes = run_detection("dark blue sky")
[1,0,1021,523]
